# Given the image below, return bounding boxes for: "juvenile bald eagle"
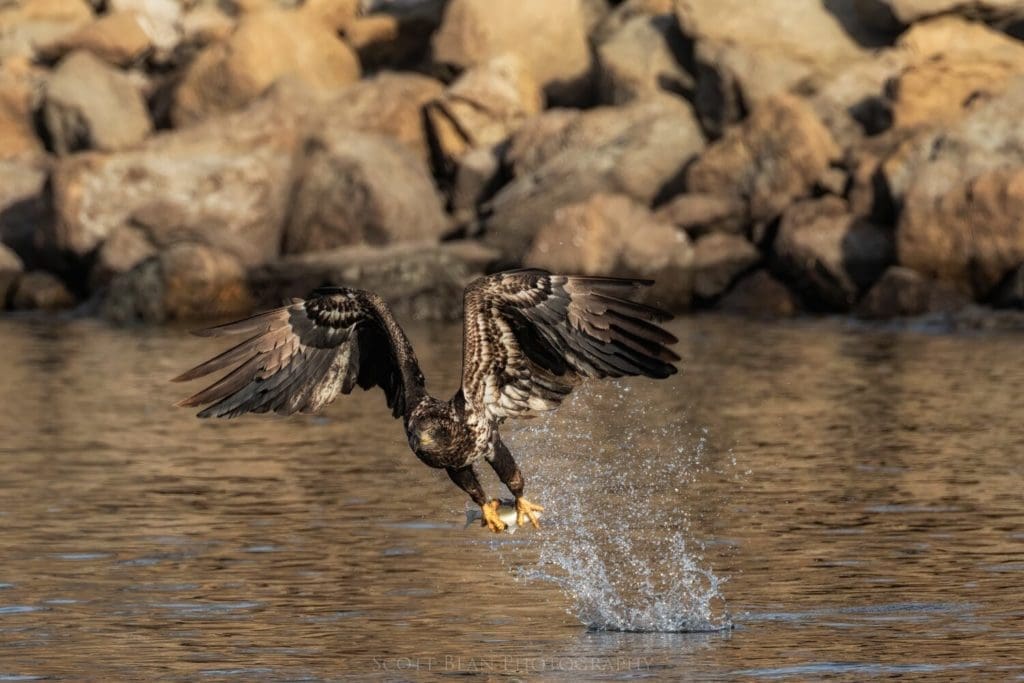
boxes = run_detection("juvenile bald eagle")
[173,270,679,532]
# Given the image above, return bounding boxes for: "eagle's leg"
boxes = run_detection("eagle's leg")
[447,465,506,533]
[488,439,544,529]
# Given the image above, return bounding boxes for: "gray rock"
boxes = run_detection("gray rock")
[43,50,152,155]
[11,270,75,311]
[717,269,798,317]
[283,131,449,254]
[773,196,894,311]
[523,193,695,310]
[484,95,705,263]
[595,13,693,105]
[692,233,759,301]
[250,240,499,321]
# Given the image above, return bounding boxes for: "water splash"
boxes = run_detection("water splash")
[501,383,732,633]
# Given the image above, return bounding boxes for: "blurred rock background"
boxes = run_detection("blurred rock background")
[1,0,1024,323]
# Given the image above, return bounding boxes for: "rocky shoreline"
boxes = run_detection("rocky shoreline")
[2,0,1024,323]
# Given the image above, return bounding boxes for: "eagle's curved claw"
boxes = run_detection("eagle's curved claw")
[481,499,507,533]
[515,497,544,529]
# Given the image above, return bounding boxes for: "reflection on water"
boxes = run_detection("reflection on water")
[0,314,1022,680]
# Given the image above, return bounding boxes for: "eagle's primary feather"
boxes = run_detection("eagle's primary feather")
[174,269,679,532]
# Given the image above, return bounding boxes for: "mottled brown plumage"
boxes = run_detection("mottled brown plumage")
[174,269,679,532]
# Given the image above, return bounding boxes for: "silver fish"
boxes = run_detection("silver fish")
[464,499,537,533]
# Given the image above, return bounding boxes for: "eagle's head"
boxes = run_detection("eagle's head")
[406,398,468,466]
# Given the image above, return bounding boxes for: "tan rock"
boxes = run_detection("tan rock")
[687,95,839,226]
[37,11,152,66]
[595,13,692,105]
[283,131,450,254]
[0,59,45,161]
[425,54,543,168]
[676,0,881,136]
[43,50,152,154]
[654,193,746,237]
[108,0,181,54]
[691,233,759,300]
[172,9,360,127]
[0,0,93,60]
[301,0,358,32]
[315,71,443,164]
[102,243,253,323]
[47,92,303,269]
[855,0,1024,31]
[525,193,694,310]
[432,0,592,105]
[11,270,74,311]
[591,0,674,44]
[485,95,705,262]
[899,167,1024,298]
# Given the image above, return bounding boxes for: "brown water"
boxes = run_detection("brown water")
[0,314,1022,681]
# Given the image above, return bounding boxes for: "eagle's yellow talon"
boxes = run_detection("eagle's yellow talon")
[481,499,506,533]
[515,497,544,529]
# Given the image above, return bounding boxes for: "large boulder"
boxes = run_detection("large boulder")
[594,13,693,105]
[36,11,153,66]
[773,197,894,311]
[425,54,543,170]
[314,72,444,164]
[250,241,499,321]
[283,131,450,254]
[686,95,840,231]
[46,92,303,276]
[431,0,593,105]
[172,9,360,127]
[523,193,695,310]
[101,243,253,323]
[691,232,760,301]
[675,0,882,136]
[886,17,1024,129]
[899,167,1024,298]
[484,95,705,262]
[43,50,152,155]
[856,266,969,318]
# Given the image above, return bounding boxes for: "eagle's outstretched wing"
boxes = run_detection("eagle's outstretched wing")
[173,287,425,419]
[460,269,679,421]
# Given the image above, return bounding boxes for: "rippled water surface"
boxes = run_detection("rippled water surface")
[0,314,1022,681]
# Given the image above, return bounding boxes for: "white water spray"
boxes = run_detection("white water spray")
[501,384,733,632]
